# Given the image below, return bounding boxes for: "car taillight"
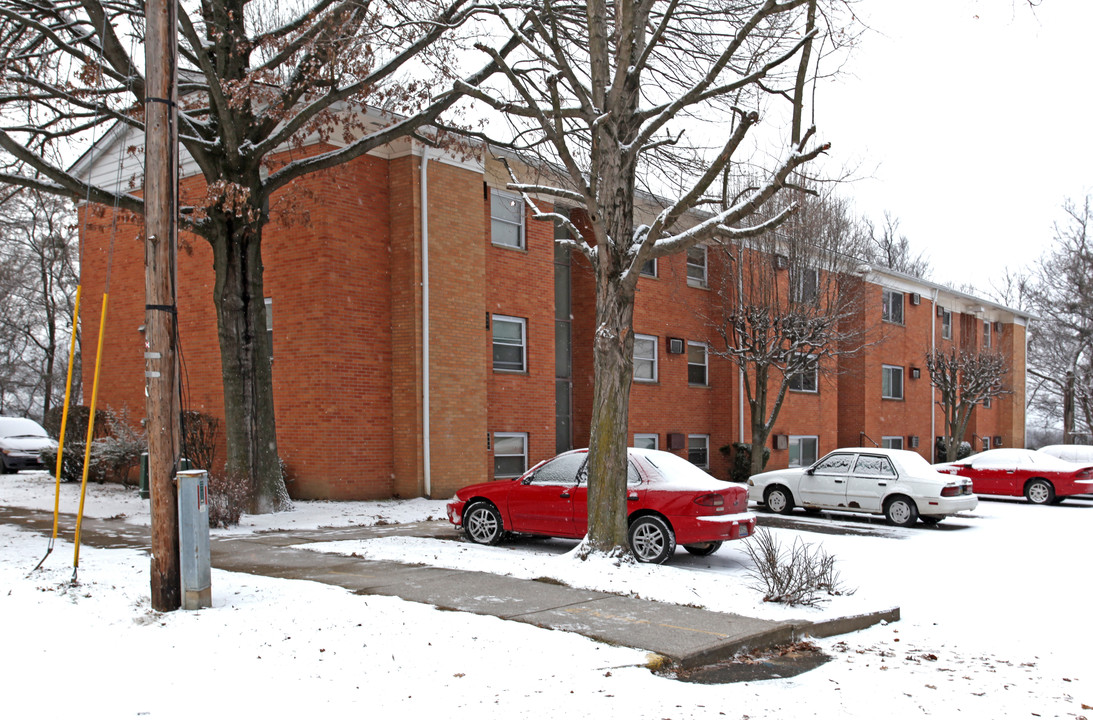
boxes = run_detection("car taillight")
[940,485,961,497]
[694,493,725,507]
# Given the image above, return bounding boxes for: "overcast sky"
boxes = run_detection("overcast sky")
[813,0,1092,293]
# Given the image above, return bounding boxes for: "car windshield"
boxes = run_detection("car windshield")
[0,417,48,439]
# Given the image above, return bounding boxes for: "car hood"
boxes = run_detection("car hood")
[750,467,807,483]
[455,478,519,500]
[0,436,57,452]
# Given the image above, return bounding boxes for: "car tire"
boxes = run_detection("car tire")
[628,515,676,564]
[0,458,8,474]
[1024,479,1055,505]
[463,502,505,545]
[919,515,943,526]
[764,485,794,515]
[683,541,722,557]
[884,495,919,527]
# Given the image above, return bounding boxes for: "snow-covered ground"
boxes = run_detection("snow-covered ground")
[1,471,1090,718]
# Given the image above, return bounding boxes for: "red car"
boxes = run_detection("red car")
[446,448,756,564]
[934,448,1093,504]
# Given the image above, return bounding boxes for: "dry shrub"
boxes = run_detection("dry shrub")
[207,470,251,529]
[744,528,855,607]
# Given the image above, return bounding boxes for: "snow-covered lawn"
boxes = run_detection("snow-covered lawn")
[1,471,1089,718]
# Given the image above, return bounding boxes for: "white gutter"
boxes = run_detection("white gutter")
[930,288,939,461]
[420,146,431,497]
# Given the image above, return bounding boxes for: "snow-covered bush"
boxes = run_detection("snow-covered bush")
[721,442,770,483]
[89,408,146,485]
[207,470,251,528]
[744,528,854,607]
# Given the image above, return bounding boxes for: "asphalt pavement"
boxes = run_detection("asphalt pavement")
[0,504,899,674]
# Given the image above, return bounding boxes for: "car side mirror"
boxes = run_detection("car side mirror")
[521,474,534,485]
[805,468,815,476]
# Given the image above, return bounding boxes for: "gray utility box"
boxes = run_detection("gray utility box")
[177,469,212,610]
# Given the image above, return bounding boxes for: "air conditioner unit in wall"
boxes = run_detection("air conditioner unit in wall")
[774,254,788,270]
[910,367,921,379]
[773,434,788,450]
[667,433,685,450]
[937,305,944,317]
[993,436,1003,446]
[910,292,921,305]
[908,435,920,449]
[994,321,1004,333]
[668,338,685,354]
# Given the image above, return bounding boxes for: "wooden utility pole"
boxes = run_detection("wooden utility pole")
[145,0,182,611]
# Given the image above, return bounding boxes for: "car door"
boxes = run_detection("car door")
[968,451,1020,495]
[569,459,639,537]
[798,453,854,507]
[507,453,585,536]
[845,454,897,513]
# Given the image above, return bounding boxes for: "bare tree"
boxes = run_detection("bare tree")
[0,189,79,420]
[926,348,1008,462]
[0,0,516,510]
[456,0,854,558]
[1023,197,1093,443]
[706,191,872,477]
[862,211,931,279]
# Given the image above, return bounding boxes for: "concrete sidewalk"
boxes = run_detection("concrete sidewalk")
[1,505,898,670]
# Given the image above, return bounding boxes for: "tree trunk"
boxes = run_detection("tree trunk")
[583,278,637,556]
[749,366,770,477]
[210,217,288,513]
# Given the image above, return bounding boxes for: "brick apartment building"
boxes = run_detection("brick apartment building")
[76,134,1030,501]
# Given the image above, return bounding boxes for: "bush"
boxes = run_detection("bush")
[89,408,146,485]
[207,470,252,528]
[744,528,854,607]
[181,411,220,473]
[720,442,770,483]
[41,405,109,482]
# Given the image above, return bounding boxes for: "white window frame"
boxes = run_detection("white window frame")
[941,307,952,340]
[788,436,819,468]
[264,297,273,360]
[788,354,818,393]
[882,364,904,400]
[687,434,710,469]
[686,245,707,288]
[881,436,904,450]
[687,341,708,386]
[982,436,991,451]
[633,433,658,450]
[492,315,527,373]
[493,432,528,478]
[882,289,904,324]
[640,257,657,278]
[490,189,525,249]
[633,334,658,383]
[791,266,820,305]
[983,320,992,349]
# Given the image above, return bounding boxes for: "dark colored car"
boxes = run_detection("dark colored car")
[0,417,57,473]
[446,447,756,564]
[934,448,1093,504]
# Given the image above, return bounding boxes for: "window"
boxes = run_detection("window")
[853,454,897,477]
[633,334,658,382]
[982,396,992,409]
[529,451,584,485]
[490,189,524,249]
[882,289,904,324]
[688,434,709,468]
[983,320,992,349]
[982,436,991,451]
[813,452,853,474]
[881,436,904,450]
[788,355,818,393]
[882,364,904,400]
[791,267,819,305]
[492,315,526,372]
[493,432,527,478]
[686,245,707,288]
[941,307,952,340]
[788,436,819,467]
[633,433,658,450]
[687,341,708,385]
[640,257,657,277]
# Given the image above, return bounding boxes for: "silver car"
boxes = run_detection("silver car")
[0,417,57,473]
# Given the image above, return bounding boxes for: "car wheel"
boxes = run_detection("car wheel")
[764,486,794,515]
[683,541,722,557]
[0,458,8,474]
[919,515,942,526]
[1024,479,1056,505]
[463,502,504,545]
[884,496,919,527]
[628,516,676,564]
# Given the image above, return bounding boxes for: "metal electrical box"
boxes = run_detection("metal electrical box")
[177,469,212,609]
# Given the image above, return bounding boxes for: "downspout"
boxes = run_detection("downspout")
[930,288,939,461]
[739,367,746,444]
[420,146,432,497]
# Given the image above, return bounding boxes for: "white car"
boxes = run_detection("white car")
[1037,444,1093,465]
[0,417,57,473]
[748,447,977,527]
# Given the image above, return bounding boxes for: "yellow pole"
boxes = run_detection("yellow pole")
[73,292,107,573]
[50,286,82,537]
